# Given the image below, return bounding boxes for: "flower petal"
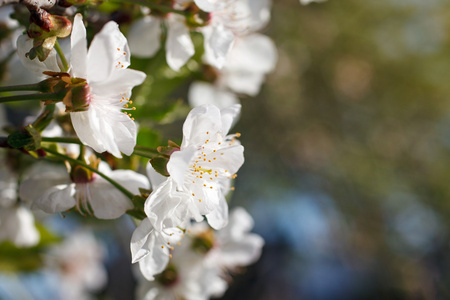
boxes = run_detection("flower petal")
[180,104,222,149]
[144,179,190,231]
[203,24,234,69]
[87,21,130,83]
[70,13,88,79]
[188,81,239,109]
[0,206,40,247]
[128,16,162,58]
[32,184,76,213]
[205,194,228,229]
[16,34,59,77]
[165,14,194,71]
[131,218,154,263]
[220,104,241,134]
[88,177,134,219]
[90,68,146,98]
[19,162,70,205]
[166,145,197,189]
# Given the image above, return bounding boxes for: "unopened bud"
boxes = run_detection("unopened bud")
[26,10,72,61]
[62,78,91,112]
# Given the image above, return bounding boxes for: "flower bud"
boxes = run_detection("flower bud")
[62,78,92,112]
[26,9,72,61]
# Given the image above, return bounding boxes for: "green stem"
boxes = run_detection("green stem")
[0,90,65,104]
[133,149,157,159]
[113,0,188,15]
[0,83,46,93]
[41,136,83,145]
[41,146,135,200]
[54,40,69,72]
[135,145,159,153]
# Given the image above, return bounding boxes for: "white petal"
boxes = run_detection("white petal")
[194,0,229,12]
[166,146,196,189]
[70,13,88,79]
[181,104,222,149]
[128,16,162,58]
[188,81,239,109]
[19,162,70,205]
[226,34,277,74]
[110,169,150,193]
[146,164,168,189]
[88,178,134,219]
[138,230,171,280]
[0,206,40,247]
[32,184,76,213]
[205,194,228,229]
[165,15,194,71]
[203,24,234,69]
[220,104,241,134]
[144,179,190,231]
[90,68,146,97]
[217,233,264,267]
[87,21,130,83]
[70,105,137,158]
[16,34,59,77]
[131,218,154,263]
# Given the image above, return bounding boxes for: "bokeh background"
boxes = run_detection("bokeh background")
[2,0,450,299]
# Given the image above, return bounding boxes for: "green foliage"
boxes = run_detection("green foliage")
[0,224,61,272]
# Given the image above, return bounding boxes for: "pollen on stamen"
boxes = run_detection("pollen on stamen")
[123,52,127,55]
[235,132,241,137]
[132,107,136,110]
[199,199,202,202]
[169,254,172,258]
[161,245,164,248]
[231,187,235,191]
[192,193,195,196]
[117,48,120,51]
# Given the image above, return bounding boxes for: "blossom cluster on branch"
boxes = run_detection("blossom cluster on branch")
[0,0,326,298]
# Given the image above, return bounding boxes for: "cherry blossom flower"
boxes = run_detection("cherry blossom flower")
[19,160,149,219]
[17,14,146,158]
[145,104,244,231]
[189,33,277,108]
[199,0,272,69]
[128,3,194,71]
[45,230,107,300]
[134,207,263,299]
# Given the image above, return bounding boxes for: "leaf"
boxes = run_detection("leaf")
[150,156,170,177]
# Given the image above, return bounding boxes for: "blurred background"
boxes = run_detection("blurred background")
[2,0,450,299]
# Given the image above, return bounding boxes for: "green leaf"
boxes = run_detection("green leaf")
[150,156,170,177]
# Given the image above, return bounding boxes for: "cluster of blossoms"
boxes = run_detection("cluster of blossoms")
[0,0,325,298]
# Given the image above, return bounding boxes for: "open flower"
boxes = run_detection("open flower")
[189,33,277,108]
[17,14,146,158]
[199,0,272,69]
[145,104,244,232]
[128,6,195,71]
[20,160,149,219]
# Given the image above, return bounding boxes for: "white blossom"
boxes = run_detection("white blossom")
[17,14,146,158]
[145,104,244,231]
[20,161,149,219]
[45,230,107,300]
